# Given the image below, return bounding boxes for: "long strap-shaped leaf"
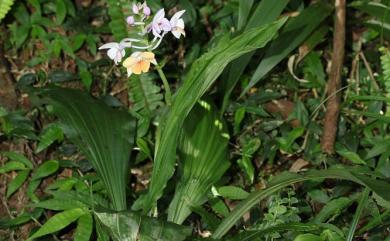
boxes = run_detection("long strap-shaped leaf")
[43,87,136,211]
[212,168,390,238]
[132,18,288,213]
[241,2,332,96]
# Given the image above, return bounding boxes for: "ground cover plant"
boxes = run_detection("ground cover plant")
[0,0,390,240]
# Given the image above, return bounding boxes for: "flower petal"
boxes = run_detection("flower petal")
[107,48,118,60]
[140,60,151,73]
[177,19,185,29]
[154,9,165,22]
[99,42,120,50]
[171,10,186,22]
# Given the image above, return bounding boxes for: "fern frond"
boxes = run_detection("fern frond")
[0,0,16,22]
[379,47,390,116]
[128,74,164,137]
[106,0,129,41]
[380,47,390,91]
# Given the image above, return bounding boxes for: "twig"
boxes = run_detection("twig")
[359,51,380,91]
[321,0,346,154]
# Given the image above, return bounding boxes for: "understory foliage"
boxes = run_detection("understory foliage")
[0,0,390,241]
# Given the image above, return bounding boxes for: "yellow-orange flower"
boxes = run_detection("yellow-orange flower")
[122,51,157,77]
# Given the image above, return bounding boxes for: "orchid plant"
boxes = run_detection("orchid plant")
[99,1,186,105]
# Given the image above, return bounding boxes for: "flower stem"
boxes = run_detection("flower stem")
[156,64,172,105]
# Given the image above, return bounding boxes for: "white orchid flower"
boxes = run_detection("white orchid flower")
[149,9,171,38]
[170,10,186,39]
[98,42,126,65]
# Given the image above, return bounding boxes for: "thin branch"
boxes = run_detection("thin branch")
[321,0,346,154]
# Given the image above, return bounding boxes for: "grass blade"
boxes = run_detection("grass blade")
[132,18,288,213]
[346,188,370,241]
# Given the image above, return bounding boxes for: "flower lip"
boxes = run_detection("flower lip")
[122,51,157,77]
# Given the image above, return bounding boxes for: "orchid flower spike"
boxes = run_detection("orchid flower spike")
[122,51,157,77]
[98,42,126,65]
[170,10,186,39]
[150,9,171,37]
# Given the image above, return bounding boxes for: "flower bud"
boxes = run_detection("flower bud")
[143,6,151,16]
[132,4,139,14]
[126,16,135,25]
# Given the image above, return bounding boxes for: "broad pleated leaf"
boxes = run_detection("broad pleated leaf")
[95,211,192,241]
[212,168,390,238]
[133,17,288,213]
[241,2,332,96]
[28,208,87,240]
[42,87,136,211]
[168,100,230,224]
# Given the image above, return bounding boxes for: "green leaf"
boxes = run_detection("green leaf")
[28,208,86,240]
[237,0,254,31]
[30,198,87,211]
[27,179,41,202]
[0,208,43,229]
[221,0,289,112]
[36,123,64,153]
[347,189,370,241]
[314,197,352,223]
[6,170,30,198]
[1,151,34,169]
[212,168,390,238]
[294,234,322,241]
[0,161,27,173]
[351,1,390,23]
[95,211,192,241]
[0,0,16,22]
[241,2,332,96]
[74,213,93,241]
[31,160,59,180]
[55,0,67,24]
[133,17,288,213]
[41,87,136,211]
[336,148,366,165]
[217,186,249,200]
[167,100,230,224]
[278,127,305,153]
